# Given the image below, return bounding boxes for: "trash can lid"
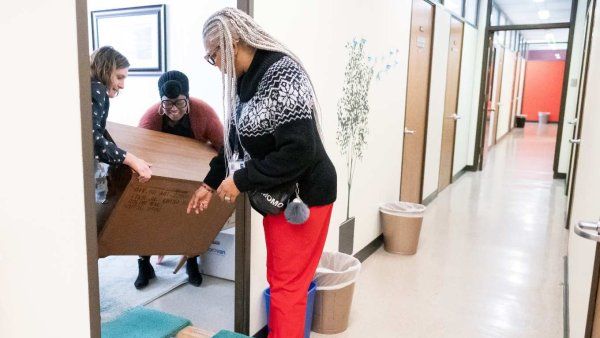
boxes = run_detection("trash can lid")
[379,201,426,216]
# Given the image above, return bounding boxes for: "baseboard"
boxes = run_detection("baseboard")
[354,234,384,263]
[465,165,477,172]
[525,121,560,124]
[422,190,438,206]
[554,172,567,179]
[253,325,268,338]
[496,131,511,144]
[452,165,471,183]
[564,256,569,338]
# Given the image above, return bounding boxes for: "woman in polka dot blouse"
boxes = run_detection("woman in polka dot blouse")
[90,46,152,203]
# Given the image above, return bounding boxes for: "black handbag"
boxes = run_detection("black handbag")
[248,183,297,215]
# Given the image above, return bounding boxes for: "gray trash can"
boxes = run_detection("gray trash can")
[379,202,426,255]
[538,112,550,124]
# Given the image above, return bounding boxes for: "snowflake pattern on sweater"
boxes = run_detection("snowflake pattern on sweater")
[236,57,314,138]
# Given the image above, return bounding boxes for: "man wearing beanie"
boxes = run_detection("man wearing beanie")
[136,70,224,289]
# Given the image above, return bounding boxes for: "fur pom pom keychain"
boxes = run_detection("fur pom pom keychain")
[284,184,310,224]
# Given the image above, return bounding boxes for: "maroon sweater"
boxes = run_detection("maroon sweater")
[139,97,224,151]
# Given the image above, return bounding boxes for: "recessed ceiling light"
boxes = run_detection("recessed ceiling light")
[533,0,544,3]
[538,10,550,19]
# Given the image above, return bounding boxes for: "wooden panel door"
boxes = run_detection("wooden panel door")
[399,0,434,203]
[508,52,523,132]
[438,18,464,192]
[490,46,505,145]
[480,36,496,167]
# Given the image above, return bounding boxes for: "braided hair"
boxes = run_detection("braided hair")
[202,7,323,173]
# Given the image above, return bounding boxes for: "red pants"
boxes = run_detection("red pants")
[264,204,333,338]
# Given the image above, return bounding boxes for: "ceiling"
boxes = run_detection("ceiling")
[493,0,573,25]
[519,28,569,43]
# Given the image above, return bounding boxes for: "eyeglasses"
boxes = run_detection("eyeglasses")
[161,99,188,110]
[204,47,219,65]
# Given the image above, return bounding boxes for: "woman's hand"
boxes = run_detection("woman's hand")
[124,153,153,183]
[187,184,214,214]
[217,176,240,204]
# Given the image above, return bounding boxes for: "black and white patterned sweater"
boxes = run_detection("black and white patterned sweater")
[203,49,337,207]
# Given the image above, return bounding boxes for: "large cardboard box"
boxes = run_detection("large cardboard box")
[200,226,235,281]
[96,122,235,258]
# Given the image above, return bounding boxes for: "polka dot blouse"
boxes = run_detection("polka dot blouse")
[91,81,126,164]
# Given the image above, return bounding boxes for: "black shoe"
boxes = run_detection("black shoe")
[186,256,203,287]
[134,256,156,289]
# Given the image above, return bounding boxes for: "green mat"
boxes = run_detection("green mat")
[213,330,250,338]
[101,307,191,338]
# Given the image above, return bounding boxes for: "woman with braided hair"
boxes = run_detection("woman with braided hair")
[186,7,337,338]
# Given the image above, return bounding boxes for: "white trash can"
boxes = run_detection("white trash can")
[538,112,550,124]
[379,202,426,255]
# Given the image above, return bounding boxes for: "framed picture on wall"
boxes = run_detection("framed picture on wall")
[91,5,166,75]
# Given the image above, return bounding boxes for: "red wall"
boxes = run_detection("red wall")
[521,60,565,122]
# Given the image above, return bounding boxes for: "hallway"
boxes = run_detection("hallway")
[315,123,569,337]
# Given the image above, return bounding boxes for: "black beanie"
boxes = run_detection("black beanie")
[158,70,189,99]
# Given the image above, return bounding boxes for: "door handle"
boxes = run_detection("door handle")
[486,108,496,112]
[569,139,581,144]
[568,118,578,125]
[404,127,416,135]
[575,220,600,242]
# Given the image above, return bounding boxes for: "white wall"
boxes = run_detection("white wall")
[559,0,588,175]
[422,8,451,199]
[453,24,479,175]
[87,0,235,126]
[253,0,413,334]
[0,2,94,337]
[496,50,516,141]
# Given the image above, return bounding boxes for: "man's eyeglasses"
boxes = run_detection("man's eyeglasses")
[161,99,188,110]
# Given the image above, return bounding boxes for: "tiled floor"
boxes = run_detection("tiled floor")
[313,123,569,337]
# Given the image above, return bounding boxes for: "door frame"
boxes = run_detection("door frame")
[80,0,255,336]
[473,0,579,171]
[566,0,596,231]
[554,0,583,179]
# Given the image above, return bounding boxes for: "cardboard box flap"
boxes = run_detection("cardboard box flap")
[107,122,216,182]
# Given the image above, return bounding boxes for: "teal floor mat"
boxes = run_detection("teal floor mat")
[212,330,250,338]
[101,307,191,338]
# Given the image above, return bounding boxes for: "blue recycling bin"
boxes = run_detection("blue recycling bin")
[263,281,317,338]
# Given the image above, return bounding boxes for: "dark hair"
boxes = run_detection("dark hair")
[90,46,130,87]
[158,70,190,99]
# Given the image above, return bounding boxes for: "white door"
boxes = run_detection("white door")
[568,1,600,337]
